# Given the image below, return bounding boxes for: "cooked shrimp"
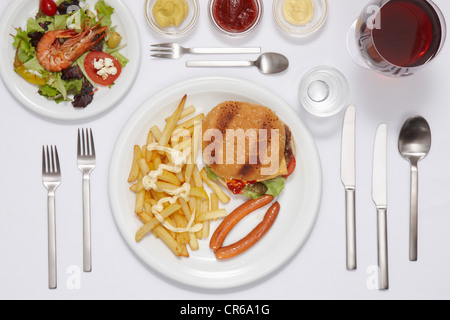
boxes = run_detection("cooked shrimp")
[36,25,107,72]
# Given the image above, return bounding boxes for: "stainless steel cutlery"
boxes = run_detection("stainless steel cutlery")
[151,43,289,74]
[186,52,289,74]
[151,42,261,59]
[41,129,96,288]
[372,124,389,290]
[398,116,431,262]
[42,145,61,290]
[77,128,96,273]
[341,105,357,271]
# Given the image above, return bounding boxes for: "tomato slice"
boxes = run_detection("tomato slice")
[283,157,296,178]
[84,51,122,86]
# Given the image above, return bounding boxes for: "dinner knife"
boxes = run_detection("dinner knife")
[372,124,389,290]
[340,105,357,271]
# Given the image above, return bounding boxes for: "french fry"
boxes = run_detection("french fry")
[195,197,203,239]
[201,199,210,239]
[172,212,189,245]
[135,189,145,214]
[175,114,205,131]
[165,105,196,122]
[129,183,137,193]
[184,163,194,183]
[150,126,162,142]
[138,157,150,176]
[159,95,186,147]
[188,232,199,251]
[211,193,219,211]
[192,165,203,188]
[178,197,191,221]
[200,169,230,204]
[189,186,209,200]
[197,209,228,222]
[128,145,142,182]
[155,181,182,193]
[137,212,187,257]
[191,119,202,164]
[146,130,154,145]
[159,170,182,186]
[135,203,181,242]
[136,171,144,192]
[128,95,230,258]
[153,225,189,257]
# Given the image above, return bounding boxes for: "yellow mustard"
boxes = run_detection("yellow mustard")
[282,0,314,26]
[152,0,189,28]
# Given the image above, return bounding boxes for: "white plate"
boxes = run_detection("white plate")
[108,76,322,289]
[0,0,141,121]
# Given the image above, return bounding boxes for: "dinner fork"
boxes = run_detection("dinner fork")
[42,145,61,289]
[151,42,261,59]
[77,128,96,273]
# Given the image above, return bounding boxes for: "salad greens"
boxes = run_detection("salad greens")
[12,0,129,108]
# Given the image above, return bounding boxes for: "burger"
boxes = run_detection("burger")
[202,101,296,199]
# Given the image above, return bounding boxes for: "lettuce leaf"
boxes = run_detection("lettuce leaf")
[205,166,220,181]
[26,18,45,33]
[262,176,285,198]
[241,177,286,199]
[22,57,46,74]
[39,85,60,98]
[241,189,264,200]
[95,0,114,27]
[74,52,98,89]
[12,28,35,63]
[47,72,68,101]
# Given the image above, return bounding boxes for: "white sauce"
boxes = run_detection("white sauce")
[142,143,203,233]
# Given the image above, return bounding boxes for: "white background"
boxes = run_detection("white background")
[1,0,450,300]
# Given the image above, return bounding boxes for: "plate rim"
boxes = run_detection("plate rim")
[0,0,141,122]
[108,75,323,289]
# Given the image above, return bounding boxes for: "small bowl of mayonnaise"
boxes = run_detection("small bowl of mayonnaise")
[145,0,200,37]
[273,0,328,37]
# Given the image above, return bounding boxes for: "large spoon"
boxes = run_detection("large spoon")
[186,52,289,74]
[398,116,432,261]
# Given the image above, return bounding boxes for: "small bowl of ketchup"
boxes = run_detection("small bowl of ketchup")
[208,0,263,36]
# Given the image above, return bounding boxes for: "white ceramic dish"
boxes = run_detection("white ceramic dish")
[108,76,322,289]
[0,0,141,121]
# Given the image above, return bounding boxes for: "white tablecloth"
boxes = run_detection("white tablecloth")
[1,0,449,300]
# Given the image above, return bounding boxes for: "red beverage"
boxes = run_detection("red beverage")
[355,0,445,75]
[372,0,442,67]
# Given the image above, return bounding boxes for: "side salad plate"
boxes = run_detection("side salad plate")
[109,76,323,289]
[0,0,141,121]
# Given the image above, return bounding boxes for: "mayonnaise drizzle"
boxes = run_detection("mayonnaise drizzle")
[142,143,203,234]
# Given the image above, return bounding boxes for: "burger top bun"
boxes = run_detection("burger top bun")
[202,101,286,182]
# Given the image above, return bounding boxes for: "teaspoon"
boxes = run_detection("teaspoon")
[398,116,432,261]
[186,52,289,74]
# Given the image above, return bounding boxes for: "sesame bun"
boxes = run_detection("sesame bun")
[202,101,288,182]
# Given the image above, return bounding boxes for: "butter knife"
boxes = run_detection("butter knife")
[341,105,357,271]
[372,124,389,290]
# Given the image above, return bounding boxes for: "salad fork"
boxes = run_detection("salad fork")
[151,42,261,59]
[42,145,61,289]
[77,128,96,273]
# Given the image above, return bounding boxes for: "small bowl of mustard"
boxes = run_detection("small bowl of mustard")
[145,0,200,37]
[273,0,328,37]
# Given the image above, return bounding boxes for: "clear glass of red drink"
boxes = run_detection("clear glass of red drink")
[347,0,446,77]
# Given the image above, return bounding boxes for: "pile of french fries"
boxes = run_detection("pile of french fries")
[127,95,231,257]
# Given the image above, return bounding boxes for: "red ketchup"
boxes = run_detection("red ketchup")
[212,0,259,33]
[226,179,257,195]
